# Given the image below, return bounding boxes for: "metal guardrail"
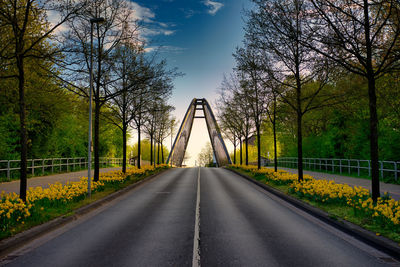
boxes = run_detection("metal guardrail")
[276,157,400,181]
[0,157,123,181]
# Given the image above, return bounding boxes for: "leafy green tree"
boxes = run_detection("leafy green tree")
[306,0,400,201]
[0,0,85,201]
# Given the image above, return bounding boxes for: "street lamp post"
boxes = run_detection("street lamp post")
[170,122,173,168]
[88,17,105,197]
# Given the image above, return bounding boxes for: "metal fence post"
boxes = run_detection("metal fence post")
[395,162,398,181]
[348,160,350,174]
[42,159,45,175]
[52,158,54,173]
[67,158,69,172]
[340,159,342,174]
[357,160,360,176]
[32,160,34,176]
[380,161,384,178]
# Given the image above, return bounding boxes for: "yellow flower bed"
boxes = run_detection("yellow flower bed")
[26,179,105,204]
[348,196,400,226]
[99,165,157,183]
[233,165,400,230]
[231,164,312,184]
[290,179,370,203]
[0,165,166,233]
[0,193,31,226]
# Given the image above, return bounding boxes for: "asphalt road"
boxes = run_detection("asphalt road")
[2,168,398,266]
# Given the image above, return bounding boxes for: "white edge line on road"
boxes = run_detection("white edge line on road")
[192,167,201,267]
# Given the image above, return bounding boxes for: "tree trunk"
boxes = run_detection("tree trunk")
[150,133,153,165]
[137,126,141,169]
[257,126,261,169]
[240,138,243,165]
[295,57,303,181]
[161,142,164,163]
[363,1,380,201]
[153,139,156,167]
[297,111,303,181]
[122,123,127,173]
[94,100,100,181]
[273,96,278,172]
[157,142,160,165]
[233,135,237,165]
[273,121,278,172]
[245,135,249,166]
[17,56,27,202]
[368,76,380,201]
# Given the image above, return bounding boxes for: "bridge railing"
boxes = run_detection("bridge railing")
[276,157,400,181]
[0,157,123,181]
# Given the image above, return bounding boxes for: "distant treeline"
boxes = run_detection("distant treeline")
[0,86,123,160]
[227,73,400,163]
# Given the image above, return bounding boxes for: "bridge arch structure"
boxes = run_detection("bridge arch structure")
[166,98,231,167]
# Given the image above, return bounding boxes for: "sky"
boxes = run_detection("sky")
[131,0,252,166]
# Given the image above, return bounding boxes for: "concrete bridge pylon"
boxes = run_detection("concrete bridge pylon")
[166,98,231,167]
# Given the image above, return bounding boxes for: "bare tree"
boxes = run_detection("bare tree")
[265,87,279,172]
[167,116,179,166]
[217,73,254,165]
[305,0,400,201]
[155,104,175,163]
[234,45,269,169]
[104,42,151,172]
[0,0,86,201]
[245,0,333,180]
[59,0,139,181]
[217,107,240,164]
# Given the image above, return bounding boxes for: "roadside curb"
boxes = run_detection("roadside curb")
[225,167,400,261]
[0,168,171,257]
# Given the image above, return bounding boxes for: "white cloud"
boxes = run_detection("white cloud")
[145,46,186,54]
[159,22,169,28]
[127,2,176,38]
[128,2,156,23]
[46,1,173,40]
[203,0,224,15]
[163,30,175,36]
[142,28,176,37]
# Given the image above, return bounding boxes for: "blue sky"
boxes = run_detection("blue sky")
[132,0,251,165]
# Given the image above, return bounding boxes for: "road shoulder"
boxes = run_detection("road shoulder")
[0,168,172,259]
[225,167,400,261]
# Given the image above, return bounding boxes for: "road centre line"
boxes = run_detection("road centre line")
[192,167,201,267]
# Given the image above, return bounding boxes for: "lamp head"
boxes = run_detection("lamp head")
[90,17,105,24]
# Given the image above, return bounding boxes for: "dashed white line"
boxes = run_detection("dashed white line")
[192,167,201,267]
